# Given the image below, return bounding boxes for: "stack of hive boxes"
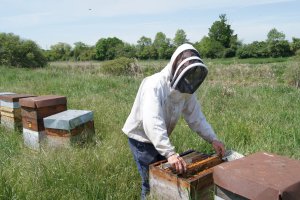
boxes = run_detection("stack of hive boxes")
[0,94,36,130]
[19,95,67,149]
[43,110,95,147]
[0,92,15,124]
[0,92,96,150]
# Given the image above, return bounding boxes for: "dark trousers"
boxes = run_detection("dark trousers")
[128,137,165,200]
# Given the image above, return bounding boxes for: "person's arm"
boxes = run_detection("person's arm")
[141,87,186,173]
[182,95,225,156]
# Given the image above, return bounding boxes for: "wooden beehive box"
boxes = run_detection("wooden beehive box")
[149,150,223,200]
[43,110,95,148]
[0,94,36,130]
[213,152,300,200]
[0,92,15,124]
[19,95,67,149]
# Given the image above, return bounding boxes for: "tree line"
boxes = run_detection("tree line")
[1,14,300,68]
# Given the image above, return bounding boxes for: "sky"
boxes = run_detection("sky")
[1,0,300,49]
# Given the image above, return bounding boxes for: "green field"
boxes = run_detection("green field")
[0,57,299,199]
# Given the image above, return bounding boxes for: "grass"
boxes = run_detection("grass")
[0,57,300,199]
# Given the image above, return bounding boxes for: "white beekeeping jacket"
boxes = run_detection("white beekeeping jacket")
[122,44,218,158]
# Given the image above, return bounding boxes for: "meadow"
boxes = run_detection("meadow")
[0,57,299,199]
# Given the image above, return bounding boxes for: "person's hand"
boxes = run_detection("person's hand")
[212,140,225,157]
[167,154,187,174]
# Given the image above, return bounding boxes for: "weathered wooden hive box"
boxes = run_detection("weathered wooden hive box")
[213,152,300,200]
[0,94,36,130]
[149,150,223,200]
[0,92,15,124]
[43,110,95,148]
[19,95,67,149]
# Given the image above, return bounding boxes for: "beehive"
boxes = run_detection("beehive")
[213,152,300,200]
[43,110,95,148]
[19,95,67,150]
[0,94,35,130]
[0,92,15,124]
[149,150,223,200]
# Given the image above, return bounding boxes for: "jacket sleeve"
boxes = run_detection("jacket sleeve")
[182,95,218,143]
[141,86,176,158]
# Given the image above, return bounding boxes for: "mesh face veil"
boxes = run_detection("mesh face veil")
[170,49,208,94]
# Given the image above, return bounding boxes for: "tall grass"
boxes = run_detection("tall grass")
[0,58,299,199]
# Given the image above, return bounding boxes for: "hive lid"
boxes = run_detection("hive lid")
[0,94,36,102]
[43,110,93,130]
[19,95,67,108]
[213,152,300,200]
[0,92,15,96]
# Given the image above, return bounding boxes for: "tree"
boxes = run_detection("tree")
[195,36,224,58]
[153,32,172,59]
[266,28,291,57]
[208,14,234,48]
[95,37,124,60]
[73,42,89,61]
[173,29,189,47]
[268,40,292,57]
[291,37,300,54]
[0,32,47,67]
[136,36,157,59]
[267,28,285,42]
[47,42,72,61]
[116,43,137,58]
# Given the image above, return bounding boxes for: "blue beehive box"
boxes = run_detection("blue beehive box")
[43,110,95,148]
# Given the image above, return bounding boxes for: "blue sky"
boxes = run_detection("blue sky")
[1,0,299,49]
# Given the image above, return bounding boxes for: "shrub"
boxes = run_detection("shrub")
[290,37,300,54]
[237,41,269,59]
[195,36,224,58]
[223,48,236,58]
[101,57,141,76]
[268,40,292,57]
[285,63,300,88]
[295,49,300,57]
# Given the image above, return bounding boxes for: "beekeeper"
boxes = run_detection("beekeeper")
[122,43,225,199]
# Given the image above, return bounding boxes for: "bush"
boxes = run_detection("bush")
[237,41,269,58]
[295,49,300,57]
[285,63,300,88]
[223,48,236,58]
[101,57,141,76]
[195,36,224,58]
[291,37,300,53]
[268,40,292,57]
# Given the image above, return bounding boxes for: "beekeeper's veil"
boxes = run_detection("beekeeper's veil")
[169,44,208,94]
